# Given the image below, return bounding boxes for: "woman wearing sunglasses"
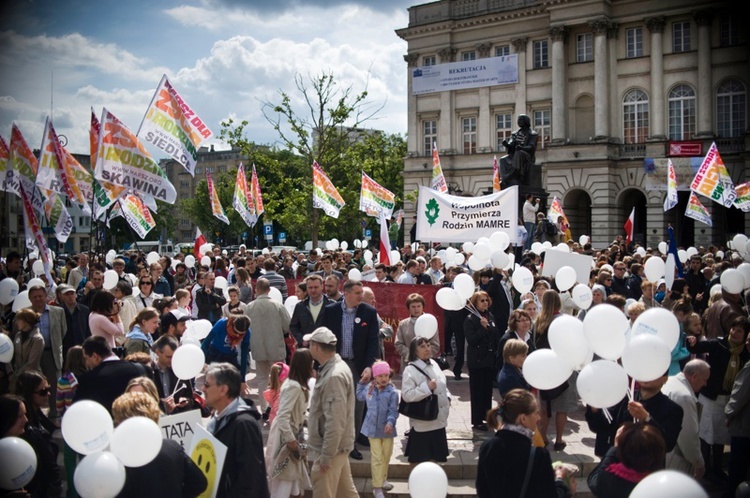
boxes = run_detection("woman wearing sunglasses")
[135,276,163,312]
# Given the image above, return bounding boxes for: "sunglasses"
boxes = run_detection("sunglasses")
[35,387,51,395]
[140,281,153,286]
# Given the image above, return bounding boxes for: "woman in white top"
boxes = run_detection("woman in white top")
[134,276,163,311]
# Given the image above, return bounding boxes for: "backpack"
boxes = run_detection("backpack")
[544,219,558,236]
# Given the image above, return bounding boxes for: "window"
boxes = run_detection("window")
[180,180,189,188]
[533,40,548,68]
[423,55,436,67]
[623,90,649,144]
[182,231,192,239]
[576,33,593,62]
[672,21,691,53]
[195,166,203,174]
[495,113,513,151]
[495,45,510,57]
[626,27,643,58]
[422,120,437,156]
[461,117,477,155]
[206,166,215,173]
[180,219,191,227]
[461,50,476,61]
[532,110,551,149]
[717,80,747,138]
[218,165,226,172]
[720,15,739,47]
[668,85,696,140]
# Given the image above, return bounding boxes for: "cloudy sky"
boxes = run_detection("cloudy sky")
[0,0,414,157]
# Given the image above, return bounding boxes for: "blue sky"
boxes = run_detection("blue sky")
[0,0,413,157]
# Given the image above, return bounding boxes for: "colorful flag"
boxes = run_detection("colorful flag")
[233,163,257,228]
[492,155,501,193]
[8,124,44,216]
[0,134,8,191]
[137,74,212,176]
[251,164,264,216]
[547,196,568,225]
[359,171,395,218]
[61,149,95,215]
[394,208,404,229]
[430,142,448,193]
[194,227,207,257]
[94,108,177,204]
[378,210,392,266]
[685,192,712,226]
[690,142,736,208]
[624,207,634,244]
[90,109,126,220]
[43,192,73,243]
[38,117,74,199]
[312,161,345,218]
[206,171,229,224]
[20,186,51,276]
[663,158,679,211]
[733,181,750,212]
[120,193,157,239]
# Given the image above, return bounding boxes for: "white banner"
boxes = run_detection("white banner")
[412,55,518,95]
[540,249,594,286]
[415,185,518,243]
[159,409,202,451]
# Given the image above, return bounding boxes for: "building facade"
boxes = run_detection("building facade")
[396,0,748,249]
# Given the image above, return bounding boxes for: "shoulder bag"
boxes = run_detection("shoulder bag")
[398,363,439,421]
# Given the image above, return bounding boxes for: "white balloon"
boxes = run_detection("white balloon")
[348,268,362,281]
[172,344,206,379]
[467,255,487,271]
[579,235,590,246]
[477,237,491,247]
[635,247,647,257]
[453,253,466,265]
[184,255,196,268]
[27,278,44,289]
[187,319,212,340]
[414,313,438,340]
[644,256,666,282]
[268,287,283,303]
[127,273,137,286]
[103,270,119,290]
[0,333,13,363]
[490,250,510,270]
[630,470,709,498]
[361,239,368,248]
[284,296,300,315]
[737,263,750,289]
[686,247,699,257]
[408,461,448,498]
[582,304,628,360]
[214,276,228,290]
[631,307,681,350]
[390,250,401,265]
[32,260,44,276]
[0,436,37,490]
[621,334,672,382]
[522,349,573,390]
[146,251,160,265]
[61,400,114,455]
[555,266,577,291]
[11,291,31,313]
[658,241,668,255]
[489,231,510,251]
[354,239,362,248]
[453,274,476,301]
[0,278,19,305]
[555,242,571,253]
[472,242,491,261]
[105,252,115,264]
[716,250,725,260]
[199,243,213,256]
[733,234,748,254]
[364,250,374,261]
[548,315,591,370]
[542,241,553,249]
[511,267,534,295]
[330,238,340,250]
[200,256,211,267]
[74,452,126,498]
[181,336,201,347]
[571,284,593,310]
[576,360,629,409]
[665,253,676,291]
[445,247,457,259]
[435,287,464,311]
[677,249,688,263]
[721,269,745,294]
[504,253,515,271]
[340,241,348,251]
[110,416,163,467]
[462,242,475,253]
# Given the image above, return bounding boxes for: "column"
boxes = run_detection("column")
[549,26,569,143]
[589,19,610,140]
[607,23,620,139]
[694,10,714,138]
[511,38,528,117]
[403,53,420,156]
[437,48,457,154]
[645,17,666,140]
[476,43,493,152]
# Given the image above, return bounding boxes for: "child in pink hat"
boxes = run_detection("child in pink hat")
[264,361,290,425]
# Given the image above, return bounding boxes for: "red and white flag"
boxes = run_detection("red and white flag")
[378,211,392,266]
[624,207,635,244]
[194,227,207,257]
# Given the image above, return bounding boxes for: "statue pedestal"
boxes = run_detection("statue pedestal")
[516,163,550,217]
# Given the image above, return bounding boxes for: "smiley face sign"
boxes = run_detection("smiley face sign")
[188,425,227,498]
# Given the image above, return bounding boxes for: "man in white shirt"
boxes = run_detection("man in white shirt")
[522,194,540,251]
[425,256,444,285]
[397,260,419,284]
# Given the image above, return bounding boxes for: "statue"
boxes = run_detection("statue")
[500,114,538,188]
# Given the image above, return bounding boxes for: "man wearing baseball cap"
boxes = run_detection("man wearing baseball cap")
[160,309,190,340]
[305,327,358,498]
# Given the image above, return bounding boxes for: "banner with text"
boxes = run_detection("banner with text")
[644,157,701,190]
[733,181,750,212]
[44,192,73,243]
[120,193,156,238]
[159,409,201,451]
[0,135,8,190]
[233,164,257,228]
[416,185,518,243]
[312,161,345,218]
[8,124,44,216]
[685,192,712,226]
[95,108,177,204]
[412,54,518,95]
[207,171,229,224]
[360,171,395,218]
[251,164,264,216]
[690,142,736,208]
[138,74,212,176]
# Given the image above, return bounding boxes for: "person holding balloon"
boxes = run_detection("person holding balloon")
[464,290,501,431]
[0,394,37,496]
[394,294,440,374]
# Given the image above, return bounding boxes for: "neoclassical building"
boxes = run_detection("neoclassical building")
[396,0,748,249]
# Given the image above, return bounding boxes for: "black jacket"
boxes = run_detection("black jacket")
[497,330,535,371]
[477,429,570,498]
[213,401,269,498]
[117,439,207,497]
[322,301,380,377]
[195,287,227,323]
[688,337,750,399]
[75,358,149,413]
[289,296,333,345]
[587,446,640,498]
[464,312,501,369]
[487,273,512,333]
[62,303,91,356]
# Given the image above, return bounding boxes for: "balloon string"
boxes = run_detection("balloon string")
[629,376,635,402]
[602,408,612,424]
[464,302,482,318]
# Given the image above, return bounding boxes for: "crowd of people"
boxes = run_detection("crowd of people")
[0,231,749,497]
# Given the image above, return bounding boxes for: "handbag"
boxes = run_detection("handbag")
[398,364,439,421]
[432,353,450,371]
[540,381,569,401]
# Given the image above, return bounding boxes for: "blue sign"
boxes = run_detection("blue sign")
[263,225,273,235]
[278,232,286,243]
[365,229,372,239]
[243,232,248,238]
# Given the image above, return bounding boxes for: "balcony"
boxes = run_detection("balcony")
[408,0,539,27]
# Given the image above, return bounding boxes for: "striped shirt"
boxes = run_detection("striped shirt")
[262,270,288,300]
[341,302,357,359]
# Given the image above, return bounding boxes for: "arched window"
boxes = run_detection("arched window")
[716,79,747,138]
[623,90,649,144]
[668,85,696,140]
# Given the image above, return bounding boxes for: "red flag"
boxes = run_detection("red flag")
[624,207,635,244]
[378,211,392,266]
[194,226,207,257]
